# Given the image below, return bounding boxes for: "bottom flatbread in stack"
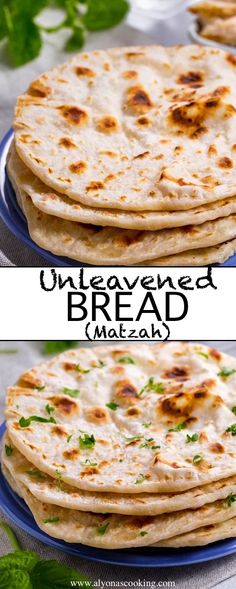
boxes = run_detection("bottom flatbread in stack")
[2,342,236,549]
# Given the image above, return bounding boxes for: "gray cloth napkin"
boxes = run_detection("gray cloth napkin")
[1,340,236,588]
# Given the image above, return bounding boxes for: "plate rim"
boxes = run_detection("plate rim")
[1,421,236,567]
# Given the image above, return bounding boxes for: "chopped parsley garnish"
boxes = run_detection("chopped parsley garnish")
[81,459,98,466]
[106,402,119,411]
[43,517,60,524]
[118,356,136,365]
[142,422,152,428]
[195,351,209,360]
[125,435,143,445]
[45,404,55,415]
[168,422,186,432]
[26,468,47,480]
[76,364,90,374]
[55,470,62,490]
[186,433,199,443]
[67,434,73,443]
[97,522,109,535]
[62,387,80,397]
[19,415,56,428]
[135,473,146,485]
[97,360,106,368]
[218,368,236,380]
[79,433,96,449]
[226,423,236,436]
[232,407,236,416]
[5,444,13,456]
[140,531,148,537]
[34,384,45,391]
[192,454,203,464]
[140,438,160,451]
[226,494,236,508]
[138,377,165,397]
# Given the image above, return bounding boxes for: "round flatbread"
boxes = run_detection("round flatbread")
[14,45,236,211]
[6,343,236,494]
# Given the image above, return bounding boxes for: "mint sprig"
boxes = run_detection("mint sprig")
[1,1,129,67]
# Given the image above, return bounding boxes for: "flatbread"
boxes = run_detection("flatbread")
[189,1,236,19]
[6,342,236,494]
[7,161,236,265]
[154,517,236,547]
[2,462,236,549]
[8,144,236,231]
[14,45,236,211]
[137,239,236,266]
[201,16,236,46]
[3,432,236,516]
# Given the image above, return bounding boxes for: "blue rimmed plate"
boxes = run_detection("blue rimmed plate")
[1,129,236,267]
[1,421,236,567]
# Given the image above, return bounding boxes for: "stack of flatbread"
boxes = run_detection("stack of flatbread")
[189,1,236,47]
[2,342,236,549]
[8,44,236,266]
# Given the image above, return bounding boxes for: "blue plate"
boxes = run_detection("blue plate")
[1,129,236,267]
[1,422,236,567]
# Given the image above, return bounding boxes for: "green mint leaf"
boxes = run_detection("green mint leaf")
[97,522,109,535]
[232,407,236,416]
[31,559,93,588]
[138,378,165,397]
[192,454,203,464]
[19,415,56,427]
[97,360,106,368]
[168,422,187,432]
[186,433,199,443]
[34,385,45,391]
[45,404,55,415]
[75,364,90,374]
[8,18,42,67]
[142,422,152,428]
[218,368,236,380]
[5,444,14,456]
[125,435,143,445]
[65,26,86,52]
[135,473,146,485]
[0,568,31,589]
[81,459,97,466]
[63,387,80,397]
[43,341,78,354]
[196,351,209,360]
[26,468,47,480]
[67,434,72,443]
[118,356,135,365]
[226,423,236,436]
[0,550,39,572]
[226,494,236,508]
[43,517,60,524]
[79,433,95,449]
[106,402,119,411]
[140,531,148,537]
[83,0,129,31]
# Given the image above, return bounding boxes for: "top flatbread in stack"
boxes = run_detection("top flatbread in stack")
[189,1,236,47]
[9,44,236,265]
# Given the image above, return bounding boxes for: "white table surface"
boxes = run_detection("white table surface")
[1,340,236,588]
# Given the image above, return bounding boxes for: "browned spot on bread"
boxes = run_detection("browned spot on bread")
[18,371,44,389]
[114,232,144,247]
[227,54,236,66]
[213,86,230,97]
[232,144,236,152]
[125,85,153,114]
[199,432,208,443]
[209,443,225,454]
[126,407,141,417]
[63,448,80,460]
[158,380,212,420]
[208,144,218,157]
[69,161,87,174]
[126,52,144,58]
[58,105,88,126]
[18,134,40,145]
[96,115,119,134]
[59,137,77,148]
[114,379,138,406]
[103,63,111,71]
[174,145,183,155]
[63,362,77,371]
[49,396,78,415]
[136,116,151,126]
[99,150,118,157]
[86,181,104,191]
[110,365,125,375]
[169,95,222,135]
[130,516,154,529]
[85,406,110,424]
[75,66,96,77]
[52,426,67,437]
[217,157,234,169]
[133,151,149,160]
[209,348,222,361]
[81,466,99,476]
[177,71,204,87]
[163,366,189,381]
[122,70,138,79]
[99,460,109,468]
[28,81,52,97]
[105,174,116,182]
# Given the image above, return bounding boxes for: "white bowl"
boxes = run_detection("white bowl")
[189,21,236,54]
